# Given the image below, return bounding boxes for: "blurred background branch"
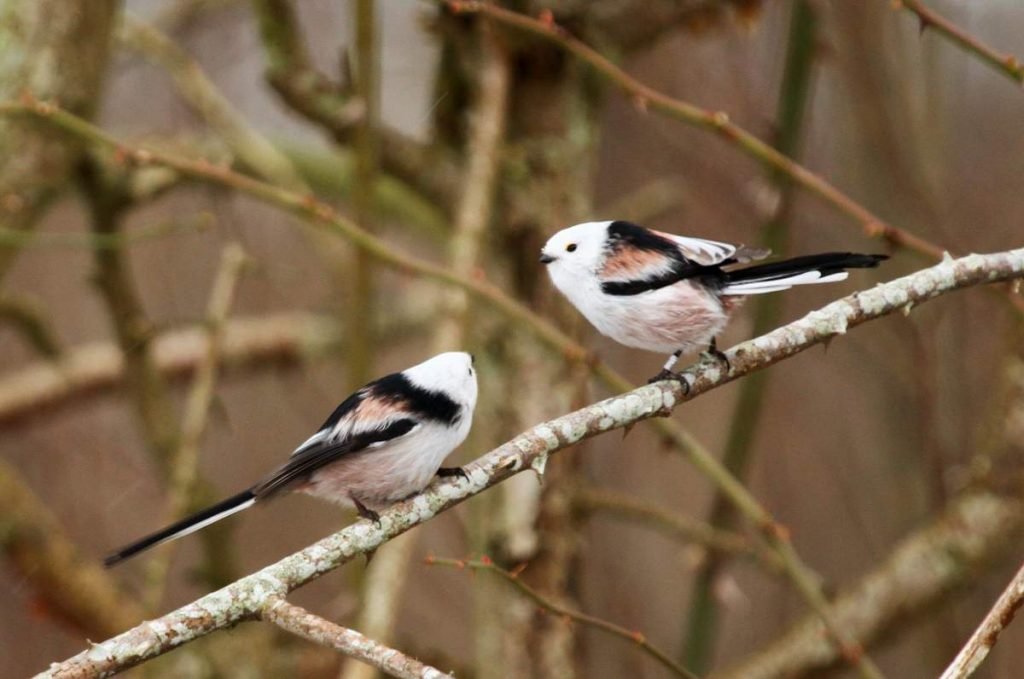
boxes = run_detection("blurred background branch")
[896,0,1024,86]
[4,2,1024,676]
[426,555,698,679]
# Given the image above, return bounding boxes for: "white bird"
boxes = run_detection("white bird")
[540,220,886,382]
[105,352,478,566]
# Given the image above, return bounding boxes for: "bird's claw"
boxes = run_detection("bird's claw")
[647,369,691,394]
[436,466,470,481]
[703,338,730,372]
[353,497,381,525]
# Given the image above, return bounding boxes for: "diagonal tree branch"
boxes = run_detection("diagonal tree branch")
[35,247,1024,678]
[118,13,309,191]
[940,559,1024,679]
[896,0,1024,86]
[573,486,779,570]
[263,597,452,679]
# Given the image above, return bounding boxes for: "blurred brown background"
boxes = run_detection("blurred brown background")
[2,0,1023,677]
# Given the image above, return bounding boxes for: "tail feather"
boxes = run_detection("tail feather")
[720,252,886,296]
[104,489,256,567]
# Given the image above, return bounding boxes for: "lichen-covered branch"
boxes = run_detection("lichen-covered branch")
[0,313,339,429]
[939,559,1024,679]
[36,248,1024,678]
[262,598,452,679]
[425,556,698,679]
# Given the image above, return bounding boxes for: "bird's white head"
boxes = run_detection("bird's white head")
[539,221,613,294]
[403,351,478,412]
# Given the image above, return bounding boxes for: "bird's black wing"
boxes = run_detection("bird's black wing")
[599,221,713,296]
[252,418,419,498]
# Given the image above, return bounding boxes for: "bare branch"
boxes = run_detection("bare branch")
[145,245,249,606]
[940,559,1024,679]
[435,19,510,347]
[8,101,1023,675]
[249,0,459,208]
[448,0,1024,323]
[0,294,62,358]
[0,0,119,278]
[426,556,698,679]
[118,14,309,191]
[0,313,340,428]
[573,486,778,570]
[262,598,452,679]
[896,0,1024,86]
[716,492,1024,679]
[35,248,1024,677]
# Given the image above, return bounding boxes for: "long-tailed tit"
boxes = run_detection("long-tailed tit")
[540,220,886,382]
[104,352,478,567]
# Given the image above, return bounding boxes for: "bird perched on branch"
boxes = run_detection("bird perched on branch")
[105,352,478,567]
[540,220,886,384]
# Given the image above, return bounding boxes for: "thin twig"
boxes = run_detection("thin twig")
[343,18,511,679]
[940,559,1024,679]
[344,0,381,389]
[435,19,509,348]
[896,0,1024,86]
[81,156,179,473]
[144,244,249,608]
[573,486,779,570]
[426,556,698,679]
[0,294,61,358]
[263,598,452,679]
[445,1,939,259]
[35,247,1024,678]
[119,13,308,191]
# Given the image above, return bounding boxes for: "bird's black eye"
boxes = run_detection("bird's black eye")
[566,243,577,253]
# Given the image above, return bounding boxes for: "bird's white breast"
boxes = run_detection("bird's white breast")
[302,418,470,510]
[549,264,730,354]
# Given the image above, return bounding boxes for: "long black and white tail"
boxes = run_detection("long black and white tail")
[720,252,887,295]
[104,489,257,567]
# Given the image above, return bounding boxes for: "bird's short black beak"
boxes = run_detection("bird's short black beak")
[539,253,555,265]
